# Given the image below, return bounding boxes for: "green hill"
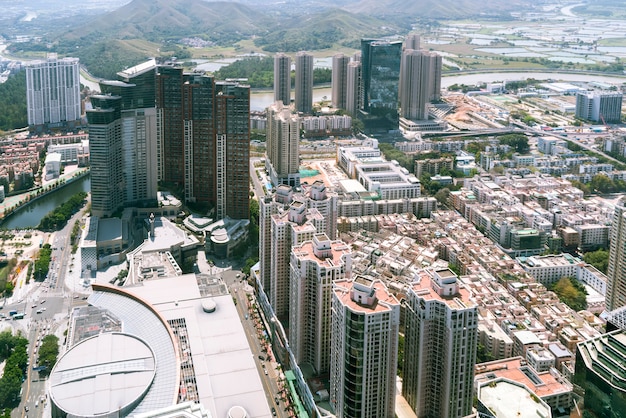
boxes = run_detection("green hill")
[61,0,266,42]
[254,8,405,52]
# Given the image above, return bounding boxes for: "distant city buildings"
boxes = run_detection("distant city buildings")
[295,51,314,114]
[26,53,81,132]
[331,53,350,110]
[273,53,291,107]
[575,91,623,123]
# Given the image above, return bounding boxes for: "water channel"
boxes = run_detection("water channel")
[3,175,91,229]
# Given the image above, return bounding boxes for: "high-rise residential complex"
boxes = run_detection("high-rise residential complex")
[346,61,362,117]
[331,54,350,110]
[606,197,626,311]
[359,39,402,130]
[575,91,623,123]
[403,268,478,418]
[290,233,352,375]
[99,59,158,208]
[330,276,400,418]
[266,101,300,187]
[295,51,314,114]
[274,53,292,107]
[214,81,251,220]
[26,53,81,131]
[156,66,185,186]
[271,199,325,320]
[87,95,123,217]
[399,49,442,121]
[259,181,338,300]
[156,66,250,219]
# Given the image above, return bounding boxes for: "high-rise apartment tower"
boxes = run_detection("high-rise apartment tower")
[607,197,626,311]
[274,53,292,107]
[403,268,478,418]
[290,233,352,374]
[295,51,314,114]
[26,53,81,131]
[399,49,442,120]
[266,101,300,187]
[331,54,350,110]
[330,276,400,418]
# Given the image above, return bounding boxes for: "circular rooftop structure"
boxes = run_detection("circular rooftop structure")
[49,332,156,418]
[202,298,217,313]
[227,406,249,418]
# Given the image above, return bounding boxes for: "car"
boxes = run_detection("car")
[32,304,37,309]
[24,406,29,412]
[258,355,264,361]
[264,370,268,375]
[40,300,46,304]
[42,307,46,311]
[36,310,42,314]
[271,407,276,416]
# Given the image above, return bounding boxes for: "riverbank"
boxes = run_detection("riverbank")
[0,167,89,227]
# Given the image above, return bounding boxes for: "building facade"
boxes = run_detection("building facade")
[575,92,623,123]
[295,51,314,114]
[359,39,402,130]
[606,197,626,311]
[399,49,442,121]
[403,268,478,418]
[345,61,362,117]
[26,53,81,131]
[156,67,250,219]
[88,95,123,217]
[330,276,400,418]
[290,233,352,375]
[266,101,300,187]
[274,53,291,107]
[99,59,159,207]
[331,54,350,110]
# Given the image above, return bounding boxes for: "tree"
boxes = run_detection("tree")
[37,335,59,378]
[435,188,451,206]
[549,277,587,312]
[583,249,609,274]
[498,134,529,154]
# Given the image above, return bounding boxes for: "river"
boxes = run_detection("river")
[249,71,626,111]
[3,175,91,229]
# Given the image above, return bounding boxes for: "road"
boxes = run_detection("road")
[5,207,89,418]
[250,157,268,199]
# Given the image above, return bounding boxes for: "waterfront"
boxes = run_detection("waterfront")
[249,71,626,111]
[2,175,90,229]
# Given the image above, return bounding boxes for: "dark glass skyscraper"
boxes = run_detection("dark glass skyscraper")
[360,39,402,130]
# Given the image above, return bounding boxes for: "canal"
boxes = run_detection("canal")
[3,175,91,229]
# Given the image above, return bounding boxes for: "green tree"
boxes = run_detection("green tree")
[37,335,59,377]
[0,71,27,132]
[549,277,587,311]
[583,249,609,274]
